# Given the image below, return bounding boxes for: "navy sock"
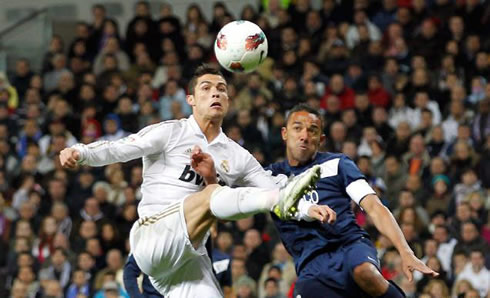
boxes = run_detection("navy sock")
[377,280,406,298]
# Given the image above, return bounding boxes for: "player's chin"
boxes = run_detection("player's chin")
[295,149,315,161]
[209,105,226,112]
[208,109,226,119]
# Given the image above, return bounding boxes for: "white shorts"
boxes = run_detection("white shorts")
[129,201,223,297]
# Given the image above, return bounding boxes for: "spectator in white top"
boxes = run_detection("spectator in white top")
[457,248,490,297]
[413,91,442,127]
[357,126,380,157]
[442,100,472,143]
[159,79,190,120]
[432,225,457,276]
[38,120,77,157]
[389,93,417,129]
[100,114,129,142]
[93,37,130,75]
[43,54,69,92]
[453,168,482,206]
[414,239,439,282]
[346,9,382,49]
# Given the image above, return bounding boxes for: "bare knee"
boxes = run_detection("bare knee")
[353,262,389,297]
[203,184,221,199]
[186,185,221,209]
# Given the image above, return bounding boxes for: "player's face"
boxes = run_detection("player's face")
[282,111,325,166]
[187,74,229,121]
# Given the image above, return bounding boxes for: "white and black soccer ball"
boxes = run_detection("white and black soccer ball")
[214,20,268,73]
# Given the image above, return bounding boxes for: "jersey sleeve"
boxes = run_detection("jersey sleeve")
[338,156,376,205]
[234,149,280,188]
[73,121,174,167]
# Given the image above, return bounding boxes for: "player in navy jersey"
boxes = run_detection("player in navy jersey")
[267,104,438,298]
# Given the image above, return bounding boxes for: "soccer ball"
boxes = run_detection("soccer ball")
[214,20,268,73]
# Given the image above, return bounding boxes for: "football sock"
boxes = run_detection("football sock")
[209,186,279,220]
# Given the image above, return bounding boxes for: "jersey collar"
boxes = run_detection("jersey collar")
[188,115,228,145]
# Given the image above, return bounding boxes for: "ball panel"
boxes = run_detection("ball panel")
[214,20,269,73]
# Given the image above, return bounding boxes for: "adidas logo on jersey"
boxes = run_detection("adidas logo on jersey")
[184,148,193,155]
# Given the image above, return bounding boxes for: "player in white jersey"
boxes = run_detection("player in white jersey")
[59,65,335,297]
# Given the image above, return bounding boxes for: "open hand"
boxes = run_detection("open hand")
[308,205,336,224]
[190,145,218,185]
[401,252,439,282]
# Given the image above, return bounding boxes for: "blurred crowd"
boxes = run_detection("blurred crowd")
[0,0,489,297]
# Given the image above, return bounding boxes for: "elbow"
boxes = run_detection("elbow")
[372,204,392,219]
[363,195,391,218]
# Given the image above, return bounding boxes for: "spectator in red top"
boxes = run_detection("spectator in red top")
[321,74,355,110]
[367,74,391,108]
[32,216,57,264]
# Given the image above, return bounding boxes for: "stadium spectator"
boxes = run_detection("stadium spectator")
[0,1,489,296]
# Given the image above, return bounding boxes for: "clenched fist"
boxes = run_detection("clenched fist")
[59,148,81,169]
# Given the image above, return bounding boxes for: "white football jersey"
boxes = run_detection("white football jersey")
[73,116,278,217]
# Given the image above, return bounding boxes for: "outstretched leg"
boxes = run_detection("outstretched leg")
[183,165,321,248]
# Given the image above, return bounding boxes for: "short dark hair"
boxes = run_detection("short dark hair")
[470,247,485,257]
[92,4,106,12]
[268,265,282,274]
[53,247,67,257]
[385,155,401,163]
[188,65,224,95]
[264,277,279,287]
[78,251,94,258]
[136,1,150,8]
[431,211,447,220]
[286,103,324,128]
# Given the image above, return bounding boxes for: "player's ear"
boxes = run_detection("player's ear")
[186,94,195,107]
[281,127,287,141]
[320,134,326,146]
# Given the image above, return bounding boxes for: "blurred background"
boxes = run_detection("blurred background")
[0,0,489,297]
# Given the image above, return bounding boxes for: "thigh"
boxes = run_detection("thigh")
[295,238,379,297]
[296,249,351,292]
[344,237,381,274]
[343,237,383,297]
[183,185,220,248]
[294,277,346,298]
[130,202,207,280]
[150,253,223,298]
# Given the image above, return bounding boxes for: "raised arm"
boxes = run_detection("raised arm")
[60,121,174,168]
[360,195,438,281]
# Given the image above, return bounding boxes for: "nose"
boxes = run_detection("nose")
[211,86,220,98]
[299,128,308,140]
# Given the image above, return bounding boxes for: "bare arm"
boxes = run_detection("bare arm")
[360,194,438,281]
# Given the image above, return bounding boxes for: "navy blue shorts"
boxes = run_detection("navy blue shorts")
[294,237,380,298]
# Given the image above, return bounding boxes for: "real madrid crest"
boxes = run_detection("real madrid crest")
[220,160,230,173]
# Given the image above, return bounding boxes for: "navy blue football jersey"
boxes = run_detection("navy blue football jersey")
[212,249,232,288]
[267,152,374,273]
